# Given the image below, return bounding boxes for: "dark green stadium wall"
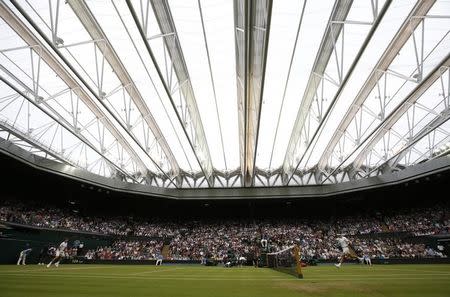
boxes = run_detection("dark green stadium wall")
[0,222,111,264]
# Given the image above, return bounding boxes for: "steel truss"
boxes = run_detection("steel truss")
[8,0,180,188]
[0,0,449,189]
[234,0,273,186]
[0,77,138,182]
[0,66,137,178]
[318,0,449,184]
[126,0,215,187]
[282,0,390,185]
[352,63,450,179]
[0,1,149,182]
[66,0,181,184]
[0,120,75,167]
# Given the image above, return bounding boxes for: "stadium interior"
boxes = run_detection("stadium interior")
[0,0,450,296]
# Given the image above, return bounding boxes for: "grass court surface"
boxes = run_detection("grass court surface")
[1,264,450,297]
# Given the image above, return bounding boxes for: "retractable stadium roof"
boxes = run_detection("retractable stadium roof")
[0,0,449,191]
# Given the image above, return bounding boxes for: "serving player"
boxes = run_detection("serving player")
[47,238,68,268]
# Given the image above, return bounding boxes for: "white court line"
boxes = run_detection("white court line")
[302,266,450,274]
[0,265,123,273]
[0,273,295,281]
[298,272,450,278]
[361,267,450,274]
[128,267,183,276]
[2,267,450,277]
[0,273,450,281]
[0,271,289,278]
[2,267,189,276]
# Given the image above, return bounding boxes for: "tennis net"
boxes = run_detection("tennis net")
[266,245,303,278]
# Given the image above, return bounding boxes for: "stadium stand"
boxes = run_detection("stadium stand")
[1,200,448,262]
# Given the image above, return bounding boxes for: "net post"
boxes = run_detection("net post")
[294,245,303,279]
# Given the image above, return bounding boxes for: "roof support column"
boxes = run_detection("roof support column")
[234,0,273,187]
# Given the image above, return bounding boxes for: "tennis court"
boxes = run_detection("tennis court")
[1,264,450,297]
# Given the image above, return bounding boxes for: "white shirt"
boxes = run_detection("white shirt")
[59,241,68,252]
[337,237,349,249]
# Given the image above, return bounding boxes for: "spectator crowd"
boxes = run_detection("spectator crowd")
[85,240,163,260]
[1,201,448,261]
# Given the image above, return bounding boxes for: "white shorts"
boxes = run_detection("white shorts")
[55,250,61,257]
[342,247,350,255]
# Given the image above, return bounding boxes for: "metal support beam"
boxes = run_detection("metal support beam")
[4,135,449,198]
[365,101,450,178]
[234,0,273,187]
[0,120,73,167]
[352,57,450,171]
[0,61,136,175]
[318,0,436,172]
[282,0,354,184]
[0,1,148,174]
[322,53,450,183]
[126,0,214,187]
[0,75,138,182]
[67,0,181,183]
[8,0,178,187]
[283,0,392,186]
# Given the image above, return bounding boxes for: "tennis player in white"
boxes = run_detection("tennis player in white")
[335,236,362,268]
[47,238,68,268]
